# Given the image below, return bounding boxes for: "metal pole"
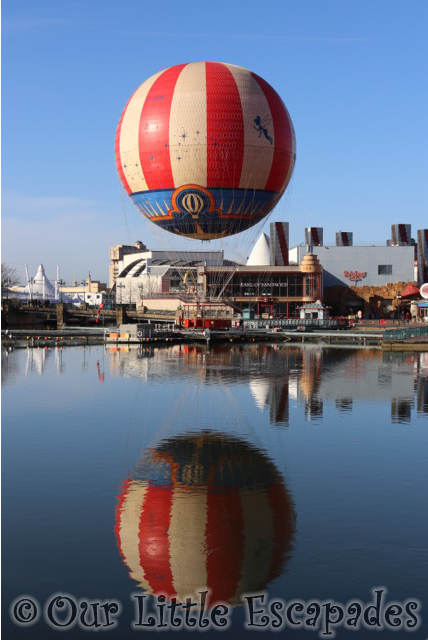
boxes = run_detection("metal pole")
[25,264,33,303]
[58,280,64,302]
[55,265,60,301]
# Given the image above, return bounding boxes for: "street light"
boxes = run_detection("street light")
[80,280,86,305]
[139,282,144,311]
[396,294,402,323]
[57,279,65,303]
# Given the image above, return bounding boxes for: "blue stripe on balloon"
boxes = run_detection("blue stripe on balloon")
[131,188,278,238]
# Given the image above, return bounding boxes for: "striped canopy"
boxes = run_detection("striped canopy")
[115,63,296,240]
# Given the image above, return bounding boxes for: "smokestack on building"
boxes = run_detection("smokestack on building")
[270,222,289,266]
[336,231,353,246]
[305,227,323,252]
[417,229,428,284]
[391,224,411,246]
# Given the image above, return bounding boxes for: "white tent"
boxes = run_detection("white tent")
[12,264,71,303]
[24,264,56,298]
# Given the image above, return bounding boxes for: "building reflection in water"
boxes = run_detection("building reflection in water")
[269,379,290,425]
[107,344,428,425]
[335,398,353,412]
[115,432,295,605]
[417,353,428,415]
[1,347,21,386]
[25,347,51,376]
[391,398,412,424]
[300,348,323,421]
[9,343,426,423]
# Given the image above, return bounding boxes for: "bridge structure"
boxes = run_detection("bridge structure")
[1,301,176,331]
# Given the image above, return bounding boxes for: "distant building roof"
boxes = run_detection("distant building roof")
[297,302,330,310]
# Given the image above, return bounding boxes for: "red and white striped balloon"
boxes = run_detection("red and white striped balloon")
[115,63,296,240]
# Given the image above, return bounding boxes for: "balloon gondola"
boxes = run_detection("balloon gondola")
[115,63,295,240]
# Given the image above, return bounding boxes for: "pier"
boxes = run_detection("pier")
[2,304,427,351]
[2,326,385,349]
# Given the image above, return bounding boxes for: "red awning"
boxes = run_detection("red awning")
[400,283,420,298]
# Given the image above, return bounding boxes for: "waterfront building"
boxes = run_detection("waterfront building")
[198,253,322,318]
[289,244,414,289]
[60,277,111,305]
[110,221,424,319]
[110,244,222,289]
[109,241,147,287]
[111,222,322,318]
[417,229,428,284]
[289,224,420,317]
[112,247,226,308]
[297,301,330,320]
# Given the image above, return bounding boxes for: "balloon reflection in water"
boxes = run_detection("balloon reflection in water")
[115,432,295,605]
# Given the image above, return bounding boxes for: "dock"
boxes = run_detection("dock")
[2,325,428,351]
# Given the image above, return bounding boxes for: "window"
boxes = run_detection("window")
[378,265,392,275]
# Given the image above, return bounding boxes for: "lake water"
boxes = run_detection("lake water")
[2,344,427,639]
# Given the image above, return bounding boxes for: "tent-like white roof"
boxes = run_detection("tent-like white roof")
[13,264,72,302]
[247,233,271,266]
[249,379,270,410]
[22,264,56,297]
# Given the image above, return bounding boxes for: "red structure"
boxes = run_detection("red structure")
[181,301,236,329]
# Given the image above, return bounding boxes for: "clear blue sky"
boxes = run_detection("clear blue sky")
[2,0,427,284]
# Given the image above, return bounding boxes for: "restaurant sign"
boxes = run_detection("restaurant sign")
[343,271,367,282]
[420,283,428,299]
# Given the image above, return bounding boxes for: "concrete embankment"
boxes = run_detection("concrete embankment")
[2,327,428,351]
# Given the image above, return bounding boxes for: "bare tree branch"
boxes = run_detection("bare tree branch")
[1,263,21,288]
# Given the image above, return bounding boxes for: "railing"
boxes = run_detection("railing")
[383,327,428,341]
[244,318,349,329]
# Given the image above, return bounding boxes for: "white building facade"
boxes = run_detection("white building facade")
[289,245,415,288]
[112,248,225,306]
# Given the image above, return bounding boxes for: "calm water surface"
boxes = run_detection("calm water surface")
[2,344,428,639]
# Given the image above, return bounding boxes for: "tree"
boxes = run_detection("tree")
[1,263,21,289]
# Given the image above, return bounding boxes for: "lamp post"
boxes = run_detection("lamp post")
[138,282,144,312]
[80,280,86,306]
[57,279,65,303]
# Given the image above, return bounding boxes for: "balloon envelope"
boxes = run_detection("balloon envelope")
[115,62,296,240]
